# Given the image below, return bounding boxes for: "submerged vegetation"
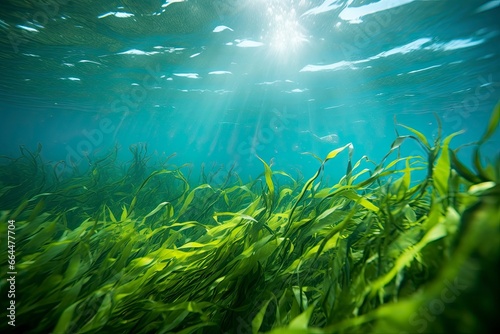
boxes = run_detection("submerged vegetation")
[1,105,499,334]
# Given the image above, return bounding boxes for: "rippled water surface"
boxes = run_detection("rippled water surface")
[0,0,499,178]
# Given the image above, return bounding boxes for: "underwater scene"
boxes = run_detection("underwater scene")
[1,0,499,333]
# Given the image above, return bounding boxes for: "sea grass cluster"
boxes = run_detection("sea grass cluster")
[1,105,499,334]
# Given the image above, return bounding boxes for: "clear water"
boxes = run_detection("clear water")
[1,0,499,182]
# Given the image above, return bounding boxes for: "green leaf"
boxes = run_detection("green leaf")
[450,149,482,183]
[325,143,353,162]
[289,304,315,329]
[177,184,212,217]
[284,166,322,235]
[107,206,117,222]
[403,205,417,223]
[342,190,379,212]
[127,196,137,217]
[433,130,464,197]
[398,124,430,149]
[142,201,171,224]
[252,299,272,334]
[61,253,81,285]
[469,181,496,196]
[53,301,81,334]
[479,101,500,144]
[257,155,275,196]
[120,205,128,221]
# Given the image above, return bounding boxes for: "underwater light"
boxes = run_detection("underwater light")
[300,130,340,144]
[265,3,307,60]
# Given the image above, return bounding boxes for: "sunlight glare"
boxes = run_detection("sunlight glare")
[265,2,307,60]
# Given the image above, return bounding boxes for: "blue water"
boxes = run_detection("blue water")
[1,0,499,183]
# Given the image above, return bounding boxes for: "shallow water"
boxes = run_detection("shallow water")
[1,0,499,180]
[0,1,499,333]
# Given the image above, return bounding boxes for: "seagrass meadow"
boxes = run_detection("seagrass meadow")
[0,103,499,334]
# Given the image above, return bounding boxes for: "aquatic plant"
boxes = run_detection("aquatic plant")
[0,104,499,333]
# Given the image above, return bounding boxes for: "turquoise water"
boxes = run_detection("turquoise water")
[0,0,499,181]
[1,2,500,333]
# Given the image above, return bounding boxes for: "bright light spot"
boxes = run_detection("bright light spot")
[265,4,307,60]
[97,12,134,19]
[114,12,134,18]
[117,49,159,55]
[290,88,305,93]
[209,71,232,75]
[213,25,233,33]
[79,60,101,65]
[173,73,200,79]
[339,0,416,24]
[236,40,264,48]
[16,25,38,32]
[301,0,342,17]
[162,0,184,8]
[0,19,9,29]
[427,38,485,51]
[475,0,500,13]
